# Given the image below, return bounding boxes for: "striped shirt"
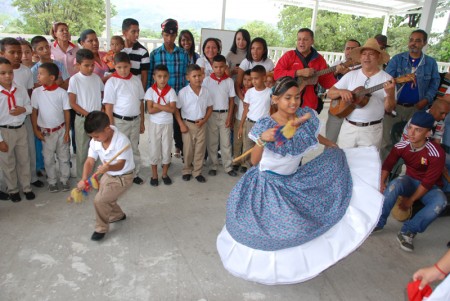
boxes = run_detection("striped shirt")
[122,41,150,78]
[148,44,189,93]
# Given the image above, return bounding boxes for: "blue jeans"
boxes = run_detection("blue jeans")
[377,175,446,234]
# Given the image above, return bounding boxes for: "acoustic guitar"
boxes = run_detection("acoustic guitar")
[329,73,415,118]
[299,59,359,86]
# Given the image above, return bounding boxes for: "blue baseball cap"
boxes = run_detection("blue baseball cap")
[410,111,435,129]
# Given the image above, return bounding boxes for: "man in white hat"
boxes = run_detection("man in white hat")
[327,38,396,149]
[380,29,441,160]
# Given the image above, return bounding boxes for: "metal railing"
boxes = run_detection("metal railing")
[1,33,448,72]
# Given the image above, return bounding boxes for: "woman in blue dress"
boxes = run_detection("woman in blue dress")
[217,76,384,284]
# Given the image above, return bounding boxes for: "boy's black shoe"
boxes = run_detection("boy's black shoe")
[196,175,206,183]
[150,178,159,187]
[24,191,35,200]
[0,191,9,201]
[162,176,172,185]
[208,170,217,176]
[31,180,44,188]
[232,165,239,171]
[91,232,105,241]
[110,214,126,223]
[228,170,238,177]
[240,166,247,173]
[10,193,21,202]
[133,176,144,185]
[182,174,191,181]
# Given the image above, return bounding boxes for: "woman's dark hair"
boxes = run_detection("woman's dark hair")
[178,30,196,57]
[246,37,268,62]
[202,38,221,57]
[78,29,96,44]
[272,76,299,96]
[230,29,251,54]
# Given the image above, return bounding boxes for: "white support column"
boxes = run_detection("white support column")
[419,0,438,34]
[311,0,319,32]
[106,0,111,50]
[220,0,227,30]
[382,14,389,35]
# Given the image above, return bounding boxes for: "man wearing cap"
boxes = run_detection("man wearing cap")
[122,18,150,90]
[381,29,441,160]
[374,111,446,252]
[328,38,395,149]
[148,18,189,159]
[273,28,337,112]
[325,38,361,143]
[374,34,390,70]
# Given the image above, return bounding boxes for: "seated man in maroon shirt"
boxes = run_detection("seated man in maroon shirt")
[374,111,447,252]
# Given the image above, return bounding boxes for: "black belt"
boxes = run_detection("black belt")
[113,113,139,121]
[246,118,256,123]
[397,103,415,107]
[183,118,196,123]
[0,123,24,129]
[346,118,383,127]
[213,110,228,113]
[75,112,86,118]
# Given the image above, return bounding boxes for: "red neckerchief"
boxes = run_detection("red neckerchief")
[1,87,17,110]
[43,84,59,91]
[112,72,132,80]
[151,83,171,104]
[210,73,230,84]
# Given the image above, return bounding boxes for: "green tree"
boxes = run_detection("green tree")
[11,0,116,36]
[428,30,450,62]
[242,21,282,47]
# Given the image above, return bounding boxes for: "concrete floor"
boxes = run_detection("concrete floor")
[1,106,449,301]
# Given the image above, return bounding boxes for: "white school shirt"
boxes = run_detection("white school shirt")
[144,86,177,125]
[13,64,34,90]
[239,58,274,72]
[334,69,392,123]
[177,85,213,120]
[31,60,70,84]
[0,84,31,141]
[103,75,145,117]
[244,87,272,121]
[88,125,135,176]
[31,86,70,128]
[68,72,104,113]
[202,76,236,110]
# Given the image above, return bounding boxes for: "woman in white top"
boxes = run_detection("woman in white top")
[235,37,274,100]
[225,29,251,80]
[50,22,79,76]
[196,38,221,78]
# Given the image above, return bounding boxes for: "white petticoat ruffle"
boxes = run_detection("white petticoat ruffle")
[216,146,383,285]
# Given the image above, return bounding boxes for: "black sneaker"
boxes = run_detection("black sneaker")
[10,193,21,202]
[24,191,35,200]
[182,174,191,181]
[31,180,44,188]
[91,231,105,241]
[150,178,159,186]
[162,176,172,185]
[208,170,217,176]
[133,176,144,185]
[0,191,9,201]
[232,165,239,171]
[228,170,238,177]
[397,231,415,252]
[240,166,247,173]
[195,175,206,183]
[110,214,126,223]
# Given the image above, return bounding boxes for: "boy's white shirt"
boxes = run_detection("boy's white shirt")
[13,64,34,90]
[144,86,177,125]
[68,72,104,112]
[0,83,32,141]
[103,75,145,116]
[31,86,71,128]
[244,87,272,121]
[202,76,235,110]
[176,85,213,120]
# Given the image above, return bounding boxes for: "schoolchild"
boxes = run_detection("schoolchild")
[145,64,177,186]
[0,57,35,202]
[202,54,237,177]
[31,63,71,192]
[103,52,145,185]
[77,111,134,241]
[174,64,213,183]
[68,49,105,179]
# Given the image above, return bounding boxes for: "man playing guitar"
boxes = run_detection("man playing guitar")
[327,38,395,149]
[273,28,336,112]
